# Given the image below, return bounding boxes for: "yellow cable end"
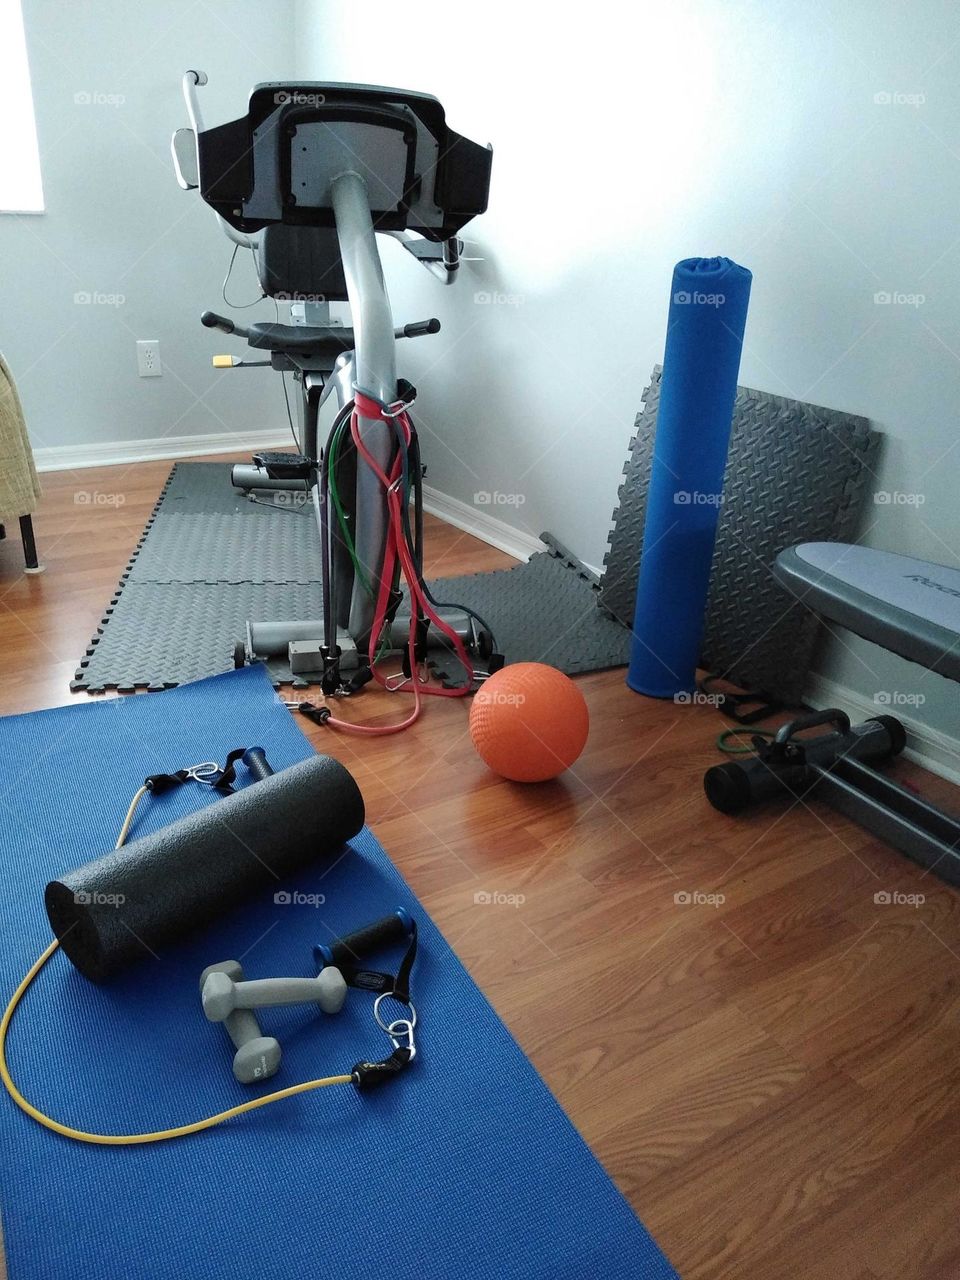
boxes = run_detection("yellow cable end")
[212,355,235,368]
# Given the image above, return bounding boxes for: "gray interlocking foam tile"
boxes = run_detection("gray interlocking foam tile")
[132,511,321,585]
[75,582,327,691]
[598,367,881,703]
[425,552,631,682]
[74,462,626,691]
[153,461,307,515]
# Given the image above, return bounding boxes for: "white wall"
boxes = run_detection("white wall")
[294,0,960,744]
[2,0,296,454]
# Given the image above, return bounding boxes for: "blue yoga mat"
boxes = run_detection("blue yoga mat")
[0,667,676,1280]
[627,256,752,698]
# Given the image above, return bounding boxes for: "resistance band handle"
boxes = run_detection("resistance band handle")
[242,746,274,782]
[315,908,413,969]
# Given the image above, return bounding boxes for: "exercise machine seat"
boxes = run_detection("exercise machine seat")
[245,322,355,356]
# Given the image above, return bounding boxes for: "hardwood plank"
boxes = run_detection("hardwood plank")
[1,452,959,1280]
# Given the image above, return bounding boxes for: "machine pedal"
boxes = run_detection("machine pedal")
[252,451,315,481]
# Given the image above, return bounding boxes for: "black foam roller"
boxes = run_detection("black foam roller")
[44,755,365,983]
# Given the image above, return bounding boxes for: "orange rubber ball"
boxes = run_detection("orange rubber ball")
[469,663,589,783]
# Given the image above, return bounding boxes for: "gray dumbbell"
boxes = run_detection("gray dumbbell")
[199,961,282,1085]
[201,966,348,1023]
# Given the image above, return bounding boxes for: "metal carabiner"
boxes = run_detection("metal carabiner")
[373,993,417,1060]
[387,1018,416,1061]
[183,760,222,786]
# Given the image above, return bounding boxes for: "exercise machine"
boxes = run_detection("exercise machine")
[171,73,495,702]
[705,542,960,886]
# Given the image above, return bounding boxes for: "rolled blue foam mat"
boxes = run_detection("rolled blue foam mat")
[627,256,752,697]
[0,666,677,1280]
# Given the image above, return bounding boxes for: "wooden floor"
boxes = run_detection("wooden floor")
[3,457,960,1279]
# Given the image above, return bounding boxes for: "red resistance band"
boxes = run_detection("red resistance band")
[318,392,474,737]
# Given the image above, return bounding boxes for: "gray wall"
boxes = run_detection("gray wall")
[5,1,957,742]
[2,0,296,454]
[293,0,960,744]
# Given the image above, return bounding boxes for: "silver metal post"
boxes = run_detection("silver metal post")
[330,170,397,641]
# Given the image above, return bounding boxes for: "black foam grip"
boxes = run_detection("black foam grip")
[242,747,274,782]
[44,755,365,983]
[327,913,408,968]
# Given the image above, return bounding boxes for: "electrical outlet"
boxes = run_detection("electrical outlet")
[137,340,162,377]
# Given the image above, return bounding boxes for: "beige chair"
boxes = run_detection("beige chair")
[0,352,42,572]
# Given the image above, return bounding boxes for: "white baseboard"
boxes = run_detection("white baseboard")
[32,435,553,565]
[32,429,289,473]
[804,672,960,787]
[421,484,547,563]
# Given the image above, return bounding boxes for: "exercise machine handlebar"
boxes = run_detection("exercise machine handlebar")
[201,310,249,337]
[399,318,441,338]
[201,310,440,346]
